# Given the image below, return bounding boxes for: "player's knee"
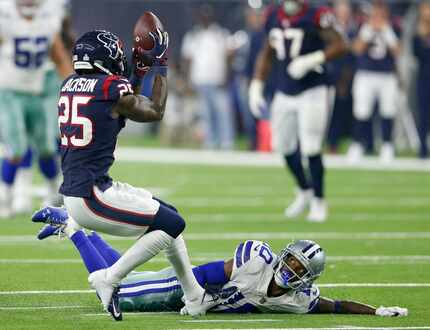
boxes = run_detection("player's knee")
[148,204,185,238]
[301,140,322,156]
[353,107,371,121]
[273,137,297,155]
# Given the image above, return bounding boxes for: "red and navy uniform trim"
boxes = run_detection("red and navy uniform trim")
[84,188,155,227]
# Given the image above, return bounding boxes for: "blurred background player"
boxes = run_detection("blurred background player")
[32,207,408,318]
[13,0,75,214]
[249,0,348,222]
[347,0,401,163]
[181,5,235,150]
[0,0,73,218]
[326,0,356,154]
[413,1,430,159]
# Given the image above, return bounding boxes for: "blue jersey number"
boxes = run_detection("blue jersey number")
[259,245,274,264]
[14,37,49,68]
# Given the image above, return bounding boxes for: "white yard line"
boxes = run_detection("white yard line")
[115,147,430,172]
[1,232,430,244]
[0,305,88,310]
[173,327,430,330]
[2,283,430,295]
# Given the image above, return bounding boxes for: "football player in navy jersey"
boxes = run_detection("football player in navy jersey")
[249,0,348,222]
[347,1,401,163]
[54,30,217,320]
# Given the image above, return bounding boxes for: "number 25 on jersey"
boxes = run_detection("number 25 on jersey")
[58,95,94,148]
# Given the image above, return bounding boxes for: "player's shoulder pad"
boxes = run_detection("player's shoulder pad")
[101,75,132,101]
[0,2,14,19]
[234,240,275,269]
[313,6,336,29]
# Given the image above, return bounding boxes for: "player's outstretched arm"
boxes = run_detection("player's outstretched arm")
[314,297,407,317]
[249,40,274,118]
[50,33,74,79]
[113,74,168,123]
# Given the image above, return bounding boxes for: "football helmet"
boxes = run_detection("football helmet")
[72,30,127,76]
[274,240,325,290]
[16,0,43,18]
[281,0,305,16]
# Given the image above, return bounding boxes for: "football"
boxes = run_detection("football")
[133,11,164,51]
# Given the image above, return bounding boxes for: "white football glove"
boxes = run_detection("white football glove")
[359,24,376,43]
[380,25,398,48]
[287,50,325,80]
[248,79,267,118]
[375,306,408,317]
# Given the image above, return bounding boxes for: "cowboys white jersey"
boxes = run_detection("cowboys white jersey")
[212,240,320,313]
[0,1,61,94]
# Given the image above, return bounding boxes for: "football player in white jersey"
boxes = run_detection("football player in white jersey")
[12,0,74,214]
[33,206,408,319]
[0,0,73,217]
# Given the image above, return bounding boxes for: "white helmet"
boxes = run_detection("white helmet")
[16,0,43,18]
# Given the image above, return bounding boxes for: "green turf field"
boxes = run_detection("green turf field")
[0,160,429,329]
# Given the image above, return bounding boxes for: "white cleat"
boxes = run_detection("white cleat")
[88,269,115,311]
[307,198,327,223]
[346,143,364,164]
[180,293,220,317]
[284,189,312,218]
[379,143,395,164]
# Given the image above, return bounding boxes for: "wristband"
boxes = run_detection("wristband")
[334,300,342,313]
[152,59,168,77]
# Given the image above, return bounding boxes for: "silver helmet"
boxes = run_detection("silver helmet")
[274,240,325,290]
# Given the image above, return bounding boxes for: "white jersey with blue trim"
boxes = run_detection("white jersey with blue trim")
[0,1,61,94]
[211,240,320,314]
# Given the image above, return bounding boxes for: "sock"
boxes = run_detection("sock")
[165,234,204,302]
[64,216,82,237]
[2,159,19,185]
[88,231,121,267]
[20,149,33,168]
[192,261,228,287]
[70,230,108,273]
[381,118,394,143]
[308,154,324,198]
[354,119,369,147]
[38,157,58,180]
[284,149,310,190]
[106,230,173,285]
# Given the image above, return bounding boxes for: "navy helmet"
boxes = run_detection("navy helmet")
[72,30,127,76]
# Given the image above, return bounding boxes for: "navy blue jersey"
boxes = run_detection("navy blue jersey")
[355,26,399,73]
[58,73,133,198]
[413,34,430,80]
[264,4,334,95]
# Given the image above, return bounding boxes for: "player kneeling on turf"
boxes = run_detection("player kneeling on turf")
[33,206,407,318]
